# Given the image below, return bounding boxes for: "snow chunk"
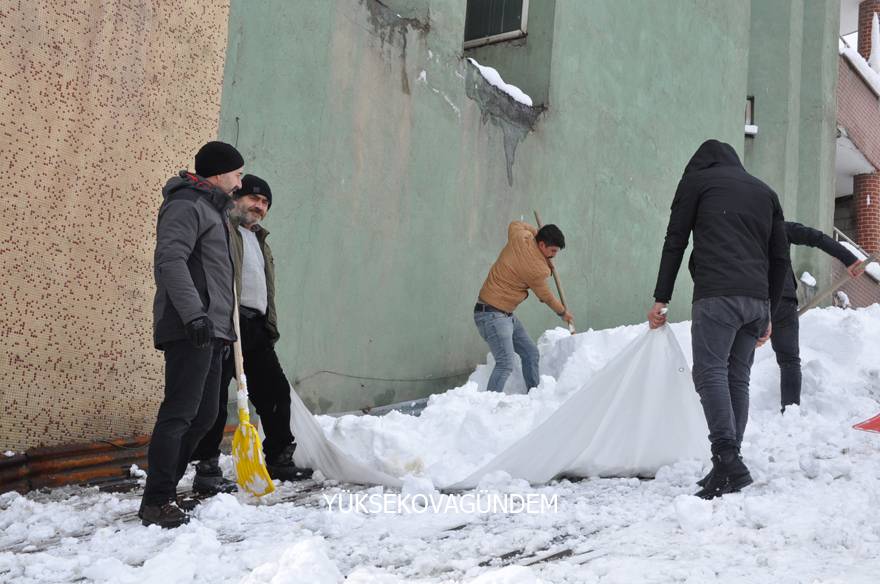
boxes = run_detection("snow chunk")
[466,58,533,106]
[242,537,342,584]
[745,124,759,135]
[128,464,147,478]
[800,271,817,287]
[468,565,541,584]
[673,494,713,532]
[836,290,851,308]
[3,451,15,457]
[417,70,427,83]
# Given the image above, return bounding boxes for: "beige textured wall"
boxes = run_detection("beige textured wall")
[0,1,230,450]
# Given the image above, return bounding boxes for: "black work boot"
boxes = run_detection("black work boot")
[696,467,713,488]
[694,446,753,500]
[265,443,313,482]
[192,457,238,495]
[138,500,190,528]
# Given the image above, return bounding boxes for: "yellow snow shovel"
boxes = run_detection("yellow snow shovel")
[230,286,275,497]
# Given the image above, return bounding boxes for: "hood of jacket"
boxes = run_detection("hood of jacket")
[683,140,744,175]
[162,171,233,212]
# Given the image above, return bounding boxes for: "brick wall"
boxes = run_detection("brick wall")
[0,1,230,451]
[833,259,880,308]
[838,56,880,170]
[855,174,880,254]
[858,0,880,59]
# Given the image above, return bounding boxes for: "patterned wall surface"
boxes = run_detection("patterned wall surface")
[0,1,230,450]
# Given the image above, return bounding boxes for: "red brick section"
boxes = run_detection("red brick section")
[838,57,880,169]
[855,174,880,254]
[858,0,880,59]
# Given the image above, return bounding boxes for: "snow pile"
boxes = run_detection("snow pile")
[467,58,533,106]
[311,322,703,487]
[1,307,880,583]
[309,306,880,490]
[840,241,880,281]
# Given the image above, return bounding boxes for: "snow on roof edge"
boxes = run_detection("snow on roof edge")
[840,45,880,98]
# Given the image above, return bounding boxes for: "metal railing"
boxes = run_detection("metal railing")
[833,226,862,249]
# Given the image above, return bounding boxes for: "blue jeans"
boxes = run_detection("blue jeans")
[474,310,540,392]
[691,296,769,451]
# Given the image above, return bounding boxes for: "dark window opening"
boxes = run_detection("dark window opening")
[745,96,755,125]
[464,0,529,49]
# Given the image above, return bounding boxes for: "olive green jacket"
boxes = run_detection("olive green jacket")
[230,216,280,343]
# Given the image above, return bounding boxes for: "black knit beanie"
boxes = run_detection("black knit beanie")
[194,141,245,178]
[238,174,273,208]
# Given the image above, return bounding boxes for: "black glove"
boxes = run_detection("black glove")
[184,316,214,349]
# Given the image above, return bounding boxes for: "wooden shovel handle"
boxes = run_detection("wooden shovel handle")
[534,211,575,334]
[797,255,875,316]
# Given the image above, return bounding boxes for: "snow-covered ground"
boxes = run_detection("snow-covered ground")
[2,306,880,583]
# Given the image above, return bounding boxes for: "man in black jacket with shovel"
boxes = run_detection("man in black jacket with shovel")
[647,139,790,500]
[772,222,862,411]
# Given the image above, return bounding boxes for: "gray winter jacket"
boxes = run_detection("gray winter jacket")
[153,171,236,349]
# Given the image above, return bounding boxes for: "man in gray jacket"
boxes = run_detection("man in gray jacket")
[140,141,243,528]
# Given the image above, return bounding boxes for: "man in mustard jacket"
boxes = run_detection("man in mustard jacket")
[475,221,574,393]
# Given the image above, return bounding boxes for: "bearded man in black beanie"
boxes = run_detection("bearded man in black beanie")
[188,174,312,495]
[140,141,244,528]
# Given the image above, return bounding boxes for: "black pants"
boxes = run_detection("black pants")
[190,314,294,462]
[142,339,225,505]
[771,298,801,408]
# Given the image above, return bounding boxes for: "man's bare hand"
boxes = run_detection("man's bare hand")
[647,302,668,329]
[560,311,574,325]
[757,321,772,347]
[847,259,865,278]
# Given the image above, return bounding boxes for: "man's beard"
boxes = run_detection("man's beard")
[231,208,262,226]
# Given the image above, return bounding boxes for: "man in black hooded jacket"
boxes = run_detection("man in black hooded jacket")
[647,139,790,500]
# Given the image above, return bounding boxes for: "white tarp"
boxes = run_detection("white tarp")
[291,326,707,490]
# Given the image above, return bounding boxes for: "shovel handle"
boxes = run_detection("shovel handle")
[534,211,575,334]
[231,283,250,418]
[797,255,875,316]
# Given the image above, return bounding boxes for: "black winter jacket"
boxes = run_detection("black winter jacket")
[153,172,236,349]
[781,221,859,302]
[653,140,790,313]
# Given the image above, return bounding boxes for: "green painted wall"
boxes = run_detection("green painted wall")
[744,0,840,293]
[217,0,829,414]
